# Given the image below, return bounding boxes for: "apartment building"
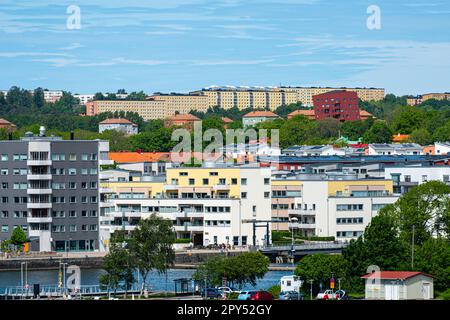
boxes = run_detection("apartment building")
[280,87,385,106]
[74,94,95,105]
[99,118,138,135]
[149,93,210,114]
[85,100,167,120]
[313,90,361,122]
[368,144,423,156]
[385,165,450,195]
[242,111,280,127]
[43,90,64,103]
[191,86,298,110]
[99,166,272,250]
[435,142,450,155]
[0,130,112,252]
[271,174,398,241]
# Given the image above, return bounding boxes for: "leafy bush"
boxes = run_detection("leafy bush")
[437,289,450,300]
[226,292,240,300]
[175,238,192,244]
[268,285,281,299]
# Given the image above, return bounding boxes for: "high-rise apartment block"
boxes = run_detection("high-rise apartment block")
[0,130,111,252]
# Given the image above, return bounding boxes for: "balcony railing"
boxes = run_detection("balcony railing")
[288,209,316,216]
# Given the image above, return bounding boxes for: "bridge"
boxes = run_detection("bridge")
[0,284,150,300]
[259,243,348,263]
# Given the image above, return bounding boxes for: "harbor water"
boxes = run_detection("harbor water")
[0,268,292,291]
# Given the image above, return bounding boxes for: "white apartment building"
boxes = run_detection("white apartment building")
[385,166,450,195]
[368,143,423,156]
[74,94,95,105]
[99,167,272,250]
[435,142,450,155]
[272,175,398,241]
[43,90,64,103]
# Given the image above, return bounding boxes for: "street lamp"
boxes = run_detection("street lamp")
[308,279,313,300]
[290,217,298,268]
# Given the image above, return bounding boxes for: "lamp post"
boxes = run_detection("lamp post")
[308,279,313,300]
[290,217,298,269]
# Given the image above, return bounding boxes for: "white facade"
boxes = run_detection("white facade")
[283,145,345,156]
[99,122,138,135]
[74,94,95,105]
[43,90,64,103]
[385,166,450,194]
[100,167,272,249]
[435,142,450,155]
[285,179,398,241]
[368,143,423,155]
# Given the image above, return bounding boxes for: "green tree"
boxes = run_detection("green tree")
[193,252,270,289]
[10,226,27,251]
[295,254,348,294]
[409,128,433,145]
[382,181,450,246]
[279,115,316,148]
[433,122,450,142]
[390,106,426,134]
[363,120,393,143]
[99,238,135,297]
[129,214,176,295]
[315,118,342,139]
[414,237,450,292]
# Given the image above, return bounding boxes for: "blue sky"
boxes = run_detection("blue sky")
[0,0,449,95]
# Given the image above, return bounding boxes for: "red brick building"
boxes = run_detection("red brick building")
[313,90,360,121]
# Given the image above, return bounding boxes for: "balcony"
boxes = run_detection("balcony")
[27,217,52,223]
[99,159,114,166]
[164,184,180,191]
[173,224,204,232]
[288,222,316,229]
[213,184,230,191]
[27,174,52,180]
[27,203,52,209]
[27,188,52,195]
[288,209,316,216]
[27,160,52,166]
[99,187,114,194]
[110,211,142,218]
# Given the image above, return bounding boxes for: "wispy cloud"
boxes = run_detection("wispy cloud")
[59,43,84,50]
[190,59,274,66]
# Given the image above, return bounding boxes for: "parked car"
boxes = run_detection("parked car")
[201,288,223,299]
[237,290,258,300]
[316,289,340,300]
[249,290,273,301]
[334,290,349,300]
[279,291,304,300]
[217,287,236,294]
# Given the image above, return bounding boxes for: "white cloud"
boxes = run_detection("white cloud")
[190,59,274,66]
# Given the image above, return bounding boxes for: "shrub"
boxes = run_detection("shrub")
[268,285,281,299]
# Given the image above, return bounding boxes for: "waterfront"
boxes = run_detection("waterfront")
[0,268,292,292]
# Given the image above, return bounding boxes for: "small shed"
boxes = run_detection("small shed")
[361,271,433,300]
[280,275,303,292]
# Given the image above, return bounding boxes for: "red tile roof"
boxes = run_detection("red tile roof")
[221,117,233,123]
[288,109,316,117]
[361,271,432,280]
[109,152,170,163]
[0,118,16,126]
[99,118,136,125]
[167,113,200,121]
[360,110,374,118]
[243,111,279,118]
[392,133,410,143]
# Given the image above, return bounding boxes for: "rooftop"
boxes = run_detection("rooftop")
[99,118,137,125]
[167,113,201,121]
[243,111,279,118]
[361,271,432,280]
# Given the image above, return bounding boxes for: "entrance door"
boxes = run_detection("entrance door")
[422,283,431,300]
[385,283,400,300]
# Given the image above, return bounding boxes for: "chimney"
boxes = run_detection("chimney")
[39,126,46,137]
[70,131,75,140]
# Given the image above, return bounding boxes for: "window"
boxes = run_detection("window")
[69,211,77,218]
[81,154,89,161]
[218,178,226,185]
[264,178,270,185]
[444,175,450,182]
[69,196,76,203]
[231,178,238,185]
[188,178,195,185]
[203,178,209,185]
[1,225,8,233]
[68,168,77,175]
[241,192,247,199]
[81,168,88,175]
[90,182,97,189]
[69,154,77,161]
[1,169,8,175]
[264,192,270,198]
[1,182,7,189]
[1,155,8,161]
[209,172,218,176]
[1,211,8,218]
[90,168,98,175]
[70,225,77,232]
[179,172,188,176]
[241,178,247,185]
[69,182,76,189]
